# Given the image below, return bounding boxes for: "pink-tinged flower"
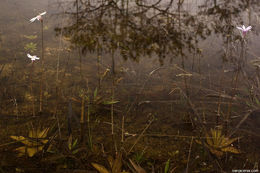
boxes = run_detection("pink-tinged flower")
[30,11,46,23]
[27,53,40,61]
[236,25,252,36]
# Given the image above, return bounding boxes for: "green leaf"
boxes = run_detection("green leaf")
[72,138,78,149]
[164,159,170,173]
[68,135,72,150]
[103,100,119,105]
[94,88,98,100]
[24,42,37,53]
[72,149,79,155]
[23,35,37,40]
[255,96,260,106]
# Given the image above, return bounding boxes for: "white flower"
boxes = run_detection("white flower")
[30,11,46,23]
[27,53,40,61]
[236,25,252,36]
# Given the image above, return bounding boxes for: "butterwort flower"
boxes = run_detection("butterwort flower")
[30,11,46,23]
[236,25,252,36]
[27,53,40,61]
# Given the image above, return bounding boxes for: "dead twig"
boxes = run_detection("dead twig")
[127,116,154,155]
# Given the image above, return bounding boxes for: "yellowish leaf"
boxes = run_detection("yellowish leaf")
[221,147,240,154]
[38,128,49,138]
[206,133,213,146]
[91,163,110,173]
[15,146,26,156]
[129,159,146,173]
[10,136,25,141]
[20,139,34,146]
[27,147,38,157]
[112,153,122,173]
[209,148,223,157]
[221,137,239,147]
[107,155,114,169]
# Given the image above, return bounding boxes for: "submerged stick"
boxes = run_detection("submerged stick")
[127,116,154,155]
[185,136,194,173]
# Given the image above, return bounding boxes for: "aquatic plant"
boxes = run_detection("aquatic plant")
[10,127,49,157]
[236,25,252,36]
[23,35,38,40]
[24,42,37,53]
[92,153,129,173]
[27,53,39,61]
[29,11,46,112]
[196,128,240,158]
[164,159,171,173]
[45,134,86,170]
[30,11,46,23]
[67,134,78,154]
[129,159,146,173]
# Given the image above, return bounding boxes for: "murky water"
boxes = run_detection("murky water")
[0,0,260,172]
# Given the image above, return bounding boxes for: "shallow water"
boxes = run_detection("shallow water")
[0,0,260,172]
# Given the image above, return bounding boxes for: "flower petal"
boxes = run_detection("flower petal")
[245,26,252,31]
[40,11,46,16]
[27,54,33,58]
[30,17,37,22]
[236,26,243,30]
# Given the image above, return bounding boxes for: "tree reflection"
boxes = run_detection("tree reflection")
[55,0,259,69]
[55,0,211,69]
[199,0,259,63]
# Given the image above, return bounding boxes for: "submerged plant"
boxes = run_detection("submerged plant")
[23,35,38,40]
[24,42,37,53]
[10,127,49,157]
[196,128,240,158]
[92,153,129,173]
[129,159,146,173]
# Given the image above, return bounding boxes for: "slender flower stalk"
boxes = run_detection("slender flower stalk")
[39,17,44,113]
[27,53,39,116]
[30,11,46,113]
